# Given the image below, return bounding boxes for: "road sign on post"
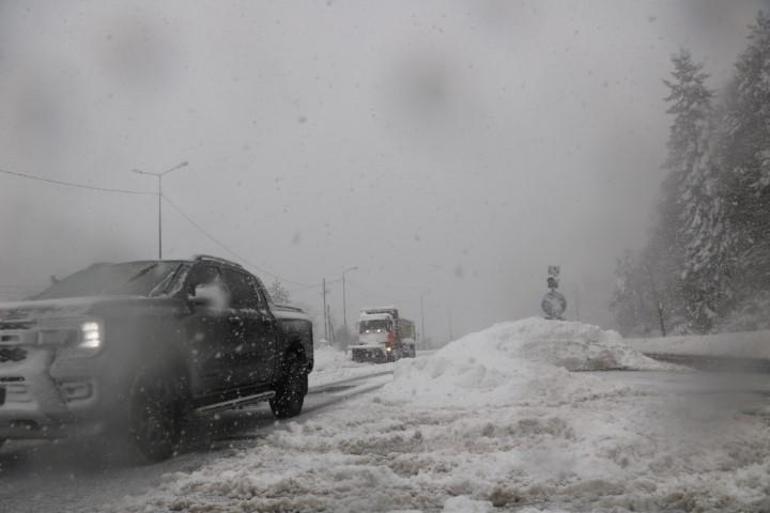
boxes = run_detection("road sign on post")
[542,265,567,320]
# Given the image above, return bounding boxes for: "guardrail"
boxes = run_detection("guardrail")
[625,330,770,372]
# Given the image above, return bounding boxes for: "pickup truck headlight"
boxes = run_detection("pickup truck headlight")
[79,321,102,350]
[46,320,104,359]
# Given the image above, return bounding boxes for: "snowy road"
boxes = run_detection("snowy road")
[0,364,396,513]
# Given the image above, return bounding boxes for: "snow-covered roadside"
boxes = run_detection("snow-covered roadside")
[626,329,770,360]
[309,343,394,388]
[112,319,770,513]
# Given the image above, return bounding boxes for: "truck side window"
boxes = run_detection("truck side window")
[222,269,260,310]
[185,265,220,296]
[186,264,231,309]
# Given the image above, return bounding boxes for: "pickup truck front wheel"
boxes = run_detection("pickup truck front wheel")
[270,356,308,419]
[128,366,189,462]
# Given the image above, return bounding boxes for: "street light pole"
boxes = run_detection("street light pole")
[341,266,358,332]
[131,161,189,259]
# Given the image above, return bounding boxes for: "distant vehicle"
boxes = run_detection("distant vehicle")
[351,306,416,362]
[0,255,313,461]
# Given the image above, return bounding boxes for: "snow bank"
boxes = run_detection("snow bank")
[312,343,351,373]
[310,343,393,388]
[382,318,672,407]
[626,329,770,360]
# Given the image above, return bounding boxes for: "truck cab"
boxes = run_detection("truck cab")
[0,255,313,461]
[351,306,416,362]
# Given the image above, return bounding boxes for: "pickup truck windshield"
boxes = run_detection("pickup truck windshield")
[36,261,181,299]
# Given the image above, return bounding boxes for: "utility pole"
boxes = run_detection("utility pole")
[341,266,358,333]
[131,161,189,259]
[420,292,428,347]
[322,278,328,341]
[327,304,335,345]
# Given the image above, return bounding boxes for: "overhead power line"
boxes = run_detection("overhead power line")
[0,167,152,196]
[0,164,315,289]
[162,194,314,288]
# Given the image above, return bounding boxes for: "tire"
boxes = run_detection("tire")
[128,366,189,462]
[270,355,308,419]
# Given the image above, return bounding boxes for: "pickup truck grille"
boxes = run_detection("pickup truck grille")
[0,347,27,363]
[0,322,35,330]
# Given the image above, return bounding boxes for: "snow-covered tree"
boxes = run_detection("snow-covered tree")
[719,12,770,311]
[660,49,725,332]
[613,13,770,334]
[267,279,290,305]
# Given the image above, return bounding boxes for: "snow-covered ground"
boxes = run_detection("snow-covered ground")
[110,319,770,513]
[626,328,770,360]
[309,341,395,388]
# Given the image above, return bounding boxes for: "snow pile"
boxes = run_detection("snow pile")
[312,343,352,373]
[310,343,392,388]
[382,318,671,407]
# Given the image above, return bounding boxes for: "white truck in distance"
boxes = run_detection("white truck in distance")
[351,306,416,362]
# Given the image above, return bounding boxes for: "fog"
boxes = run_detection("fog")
[0,0,766,341]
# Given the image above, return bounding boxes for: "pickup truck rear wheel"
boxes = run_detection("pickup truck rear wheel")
[128,366,189,462]
[270,356,308,419]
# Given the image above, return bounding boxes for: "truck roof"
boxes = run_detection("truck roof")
[359,312,393,321]
[360,306,399,319]
[361,305,397,312]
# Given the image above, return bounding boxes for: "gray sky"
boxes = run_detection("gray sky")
[0,0,766,340]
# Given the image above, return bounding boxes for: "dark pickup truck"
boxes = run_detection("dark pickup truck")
[0,255,313,461]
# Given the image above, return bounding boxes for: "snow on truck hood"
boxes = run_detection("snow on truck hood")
[0,295,149,322]
[381,317,675,407]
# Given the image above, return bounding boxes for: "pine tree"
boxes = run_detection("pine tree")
[720,12,770,308]
[660,49,728,332]
[653,49,718,332]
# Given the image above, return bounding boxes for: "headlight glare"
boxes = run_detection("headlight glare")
[80,321,102,349]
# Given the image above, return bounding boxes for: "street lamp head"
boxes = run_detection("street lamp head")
[162,161,189,176]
